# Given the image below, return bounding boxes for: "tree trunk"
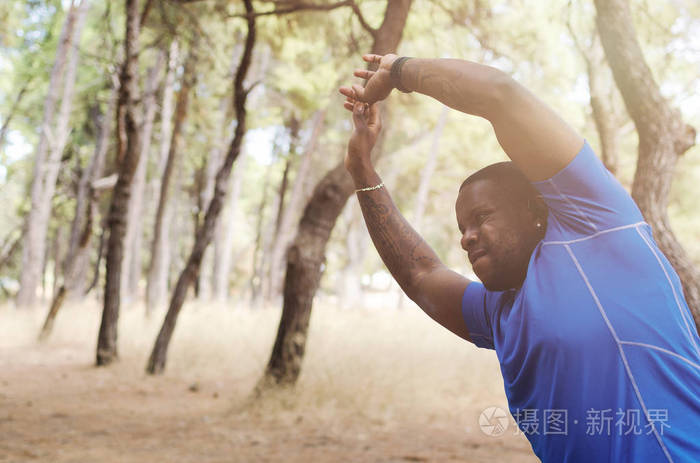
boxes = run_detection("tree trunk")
[191,163,206,299]
[41,188,100,340]
[96,0,141,366]
[197,99,228,300]
[17,0,89,307]
[198,47,244,301]
[155,41,179,183]
[65,105,101,293]
[50,226,64,300]
[585,41,621,176]
[594,0,700,332]
[40,80,117,341]
[261,0,413,387]
[87,215,107,296]
[274,156,293,240]
[212,151,247,301]
[146,44,197,313]
[143,41,178,314]
[266,110,326,301]
[249,163,274,305]
[75,81,119,298]
[146,0,256,374]
[260,155,292,301]
[567,18,623,176]
[337,200,369,309]
[122,51,165,303]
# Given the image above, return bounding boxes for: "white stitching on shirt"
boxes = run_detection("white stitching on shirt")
[564,245,674,463]
[547,178,598,232]
[542,221,647,245]
[634,225,700,359]
[619,341,700,371]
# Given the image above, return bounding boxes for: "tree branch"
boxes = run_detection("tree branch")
[244,79,263,97]
[0,80,31,150]
[139,0,155,27]
[0,226,22,272]
[176,3,215,51]
[230,0,346,18]
[229,0,376,36]
[349,0,376,36]
[433,0,512,62]
[565,10,593,69]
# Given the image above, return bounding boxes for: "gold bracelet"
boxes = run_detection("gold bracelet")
[355,182,384,193]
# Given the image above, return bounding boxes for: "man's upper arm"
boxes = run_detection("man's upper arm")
[488,76,584,182]
[411,266,473,342]
[488,77,643,235]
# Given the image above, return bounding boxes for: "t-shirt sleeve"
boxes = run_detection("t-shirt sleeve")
[462,282,507,350]
[532,140,644,240]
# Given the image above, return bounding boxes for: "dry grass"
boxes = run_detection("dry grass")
[0,295,536,462]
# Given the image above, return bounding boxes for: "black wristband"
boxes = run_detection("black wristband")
[390,56,413,93]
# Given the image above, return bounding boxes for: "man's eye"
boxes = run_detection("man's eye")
[476,213,489,223]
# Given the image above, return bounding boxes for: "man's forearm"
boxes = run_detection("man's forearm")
[399,58,510,119]
[351,166,443,300]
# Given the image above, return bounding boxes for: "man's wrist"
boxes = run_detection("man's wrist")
[396,57,422,94]
[348,162,380,189]
[390,56,413,93]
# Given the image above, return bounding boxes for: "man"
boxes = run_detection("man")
[339,54,700,462]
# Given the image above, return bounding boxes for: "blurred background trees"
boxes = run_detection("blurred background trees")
[0,0,698,378]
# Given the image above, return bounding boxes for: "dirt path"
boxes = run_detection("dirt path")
[0,342,538,462]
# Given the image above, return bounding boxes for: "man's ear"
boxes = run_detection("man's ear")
[527,195,548,226]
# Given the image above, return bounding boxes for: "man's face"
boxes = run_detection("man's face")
[455,179,542,291]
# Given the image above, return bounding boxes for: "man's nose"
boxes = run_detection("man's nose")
[461,227,477,251]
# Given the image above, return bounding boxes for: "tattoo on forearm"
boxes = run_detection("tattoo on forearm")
[357,189,441,289]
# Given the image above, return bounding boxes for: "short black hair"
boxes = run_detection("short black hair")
[459,161,545,216]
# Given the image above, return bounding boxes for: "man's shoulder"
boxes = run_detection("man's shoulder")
[532,141,644,240]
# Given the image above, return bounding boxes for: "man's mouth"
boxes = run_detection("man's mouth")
[469,249,488,265]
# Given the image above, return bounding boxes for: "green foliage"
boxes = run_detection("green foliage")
[0,0,699,289]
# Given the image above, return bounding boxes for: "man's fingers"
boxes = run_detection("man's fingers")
[353,69,375,80]
[340,83,357,111]
[362,54,382,64]
[352,101,371,125]
[351,84,366,101]
[352,101,367,128]
[339,86,355,99]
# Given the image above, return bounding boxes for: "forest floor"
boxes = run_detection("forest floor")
[0,297,538,462]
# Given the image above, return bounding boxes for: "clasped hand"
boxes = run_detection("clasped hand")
[340,54,397,176]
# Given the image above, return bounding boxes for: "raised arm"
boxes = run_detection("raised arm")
[346,102,471,341]
[341,54,583,182]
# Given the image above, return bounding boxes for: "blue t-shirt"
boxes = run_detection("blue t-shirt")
[462,141,700,462]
